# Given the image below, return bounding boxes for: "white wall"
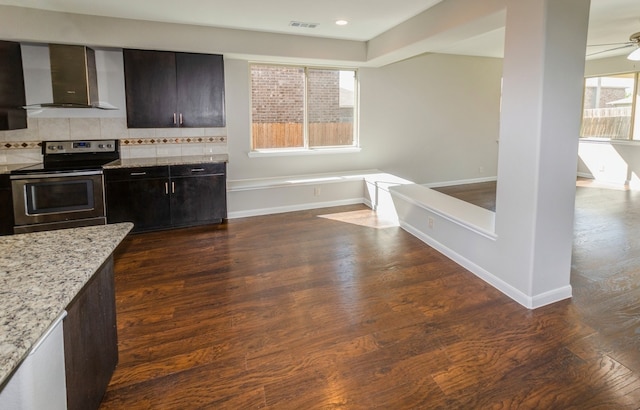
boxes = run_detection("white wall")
[220,53,502,217]
[224,54,502,183]
[359,53,502,184]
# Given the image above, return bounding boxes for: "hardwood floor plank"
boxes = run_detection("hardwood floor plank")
[100,191,640,408]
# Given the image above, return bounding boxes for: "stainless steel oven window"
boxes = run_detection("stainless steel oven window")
[11,172,105,228]
[25,179,95,215]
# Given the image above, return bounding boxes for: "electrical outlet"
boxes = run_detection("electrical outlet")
[428,217,434,229]
[0,155,6,163]
[314,187,321,196]
[478,166,484,174]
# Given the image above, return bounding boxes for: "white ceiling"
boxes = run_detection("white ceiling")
[0,0,444,41]
[1,0,639,59]
[431,0,640,59]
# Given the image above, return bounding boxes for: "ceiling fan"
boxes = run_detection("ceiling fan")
[587,32,640,60]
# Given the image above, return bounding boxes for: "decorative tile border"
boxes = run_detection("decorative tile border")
[1,137,226,150]
[121,136,225,145]
[2,141,42,149]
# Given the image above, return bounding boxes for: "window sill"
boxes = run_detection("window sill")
[580,138,640,146]
[247,147,362,158]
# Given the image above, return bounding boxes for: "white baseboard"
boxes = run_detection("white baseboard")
[399,220,572,309]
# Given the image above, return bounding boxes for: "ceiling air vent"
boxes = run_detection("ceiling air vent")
[289,21,319,29]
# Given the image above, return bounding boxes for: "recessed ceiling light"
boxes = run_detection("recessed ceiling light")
[335,20,349,26]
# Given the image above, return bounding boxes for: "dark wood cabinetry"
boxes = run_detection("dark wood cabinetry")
[64,256,118,410]
[123,49,225,128]
[0,40,27,130]
[169,164,227,226]
[0,174,13,235]
[105,163,226,232]
[105,166,171,231]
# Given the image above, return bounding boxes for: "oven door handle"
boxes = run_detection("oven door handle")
[10,170,103,179]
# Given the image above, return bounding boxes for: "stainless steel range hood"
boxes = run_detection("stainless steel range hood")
[27,44,116,110]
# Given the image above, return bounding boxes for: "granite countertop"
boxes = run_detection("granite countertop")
[0,163,40,175]
[104,154,229,169]
[0,222,133,387]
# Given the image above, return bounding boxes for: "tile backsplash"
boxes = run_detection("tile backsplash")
[0,117,228,164]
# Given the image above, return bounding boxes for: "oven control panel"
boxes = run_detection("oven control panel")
[44,140,118,154]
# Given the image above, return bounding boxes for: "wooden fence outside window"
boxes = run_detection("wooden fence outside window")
[581,107,632,139]
[252,122,354,149]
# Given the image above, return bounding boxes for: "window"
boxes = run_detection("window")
[580,73,638,140]
[250,64,357,151]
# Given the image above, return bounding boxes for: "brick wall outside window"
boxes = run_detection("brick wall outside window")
[251,65,305,123]
[251,66,353,124]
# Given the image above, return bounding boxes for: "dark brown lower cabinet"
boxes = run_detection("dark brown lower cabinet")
[105,166,171,232]
[64,256,118,410]
[0,174,13,235]
[169,164,227,226]
[105,162,226,232]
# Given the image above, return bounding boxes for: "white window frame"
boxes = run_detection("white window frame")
[248,63,360,157]
[580,71,639,142]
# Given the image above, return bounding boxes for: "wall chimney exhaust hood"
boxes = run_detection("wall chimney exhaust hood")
[26,44,117,110]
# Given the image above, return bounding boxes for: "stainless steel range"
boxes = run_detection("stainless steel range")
[10,139,119,233]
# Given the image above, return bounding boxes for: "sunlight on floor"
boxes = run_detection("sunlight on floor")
[576,179,630,191]
[317,208,399,229]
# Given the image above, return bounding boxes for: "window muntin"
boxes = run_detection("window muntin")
[250,64,357,151]
[580,73,637,140]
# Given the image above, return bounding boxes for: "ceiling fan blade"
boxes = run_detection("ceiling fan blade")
[587,41,633,47]
[628,48,640,61]
[586,44,635,57]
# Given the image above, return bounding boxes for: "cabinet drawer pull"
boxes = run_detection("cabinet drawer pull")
[173,113,177,125]
[191,168,205,172]
[130,172,147,176]
[179,113,183,125]
[171,181,175,194]
[165,182,169,195]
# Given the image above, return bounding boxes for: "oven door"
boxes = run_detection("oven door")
[11,171,106,233]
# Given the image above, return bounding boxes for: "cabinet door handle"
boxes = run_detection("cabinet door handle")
[171,181,175,194]
[165,182,169,195]
[179,113,183,125]
[173,113,177,125]
[130,172,147,176]
[191,168,205,173]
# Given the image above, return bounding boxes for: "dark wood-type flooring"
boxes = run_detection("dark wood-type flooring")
[100,180,640,409]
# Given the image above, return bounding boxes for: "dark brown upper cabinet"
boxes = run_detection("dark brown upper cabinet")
[123,49,225,128]
[0,40,27,130]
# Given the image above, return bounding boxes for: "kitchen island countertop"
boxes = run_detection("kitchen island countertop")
[104,154,228,169]
[0,163,40,175]
[0,222,133,387]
